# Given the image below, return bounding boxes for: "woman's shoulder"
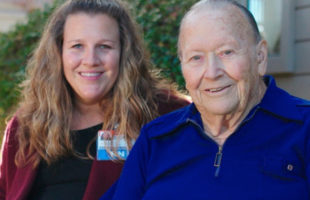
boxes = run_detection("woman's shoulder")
[156,89,191,115]
[5,115,19,131]
[2,115,19,146]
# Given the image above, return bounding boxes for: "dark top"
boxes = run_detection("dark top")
[28,124,102,200]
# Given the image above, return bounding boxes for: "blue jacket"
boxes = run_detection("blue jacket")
[103,76,310,200]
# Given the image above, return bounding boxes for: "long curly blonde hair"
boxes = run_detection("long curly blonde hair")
[16,0,178,167]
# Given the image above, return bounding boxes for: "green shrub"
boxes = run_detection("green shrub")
[0,0,197,143]
[129,0,197,87]
[0,1,63,142]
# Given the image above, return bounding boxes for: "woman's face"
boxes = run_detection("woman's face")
[62,13,120,105]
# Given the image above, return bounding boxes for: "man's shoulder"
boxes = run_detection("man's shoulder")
[143,104,192,138]
[270,86,310,123]
[292,95,310,119]
[294,96,310,107]
[278,88,310,111]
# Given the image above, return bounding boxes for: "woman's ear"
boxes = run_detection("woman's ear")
[256,39,268,76]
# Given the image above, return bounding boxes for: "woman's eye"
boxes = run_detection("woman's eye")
[99,44,111,49]
[72,44,82,49]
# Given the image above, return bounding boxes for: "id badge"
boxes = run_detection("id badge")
[97,130,130,160]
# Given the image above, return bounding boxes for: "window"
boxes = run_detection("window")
[238,0,295,73]
[249,0,281,56]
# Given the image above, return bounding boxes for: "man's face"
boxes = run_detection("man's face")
[179,7,266,118]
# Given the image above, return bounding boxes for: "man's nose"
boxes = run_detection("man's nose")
[203,53,223,79]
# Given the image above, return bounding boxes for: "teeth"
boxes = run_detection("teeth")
[81,72,101,77]
[209,87,224,92]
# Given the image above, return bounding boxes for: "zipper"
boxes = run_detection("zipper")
[187,119,226,177]
[214,145,223,177]
[186,107,260,178]
[211,106,259,177]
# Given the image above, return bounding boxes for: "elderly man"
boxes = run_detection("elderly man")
[102,0,310,199]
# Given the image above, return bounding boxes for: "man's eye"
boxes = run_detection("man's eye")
[224,50,233,55]
[219,50,234,57]
[191,55,201,61]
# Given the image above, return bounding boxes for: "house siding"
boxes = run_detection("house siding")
[0,2,26,32]
[273,0,310,100]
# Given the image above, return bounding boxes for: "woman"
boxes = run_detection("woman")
[0,0,189,199]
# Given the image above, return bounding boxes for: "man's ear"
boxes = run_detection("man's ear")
[256,40,268,76]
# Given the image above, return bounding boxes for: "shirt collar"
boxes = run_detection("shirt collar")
[256,75,309,123]
[148,103,199,139]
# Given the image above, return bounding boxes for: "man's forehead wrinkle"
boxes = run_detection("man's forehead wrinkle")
[191,4,254,43]
[226,7,252,41]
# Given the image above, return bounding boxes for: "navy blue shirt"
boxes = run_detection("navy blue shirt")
[103,76,310,200]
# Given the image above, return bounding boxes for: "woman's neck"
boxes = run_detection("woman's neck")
[71,103,104,130]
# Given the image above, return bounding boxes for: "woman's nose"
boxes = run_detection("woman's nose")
[82,48,101,67]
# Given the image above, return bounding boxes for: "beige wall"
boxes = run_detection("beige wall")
[273,0,310,100]
[0,2,26,32]
[0,0,53,10]
[0,0,53,32]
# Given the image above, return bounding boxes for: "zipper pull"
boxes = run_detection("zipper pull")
[214,146,223,167]
[214,146,223,177]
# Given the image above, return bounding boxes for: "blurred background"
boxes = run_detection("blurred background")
[0,0,310,144]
